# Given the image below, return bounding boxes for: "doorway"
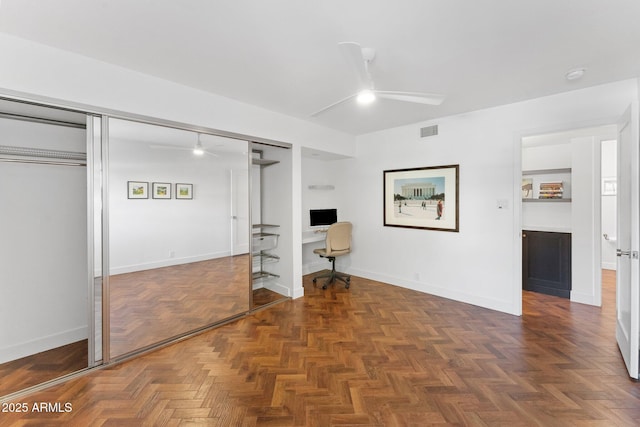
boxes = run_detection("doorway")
[521,124,617,307]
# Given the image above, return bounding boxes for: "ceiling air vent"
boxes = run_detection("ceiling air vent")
[420,125,438,138]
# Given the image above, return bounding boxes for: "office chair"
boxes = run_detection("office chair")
[312,221,352,289]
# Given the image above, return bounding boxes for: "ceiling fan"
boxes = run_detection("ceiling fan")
[311,42,445,116]
[148,133,218,157]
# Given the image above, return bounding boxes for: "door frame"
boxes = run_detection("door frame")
[513,117,632,315]
[514,106,639,378]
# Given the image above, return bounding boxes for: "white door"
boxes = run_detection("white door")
[616,105,639,379]
[231,167,251,256]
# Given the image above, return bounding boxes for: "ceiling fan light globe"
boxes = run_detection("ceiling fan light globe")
[356,90,376,105]
[193,137,205,155]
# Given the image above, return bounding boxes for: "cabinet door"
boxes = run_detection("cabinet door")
[522,231,571,298]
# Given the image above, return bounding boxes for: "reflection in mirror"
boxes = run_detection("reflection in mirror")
[0,101,89,397]
[107,118,250,359]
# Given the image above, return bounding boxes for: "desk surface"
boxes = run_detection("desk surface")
[302,230,326,244]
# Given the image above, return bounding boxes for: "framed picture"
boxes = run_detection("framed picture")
[152,182,172,199]
[521,177,534,199]
[383,164,459,232]
[127,181,149,199]
[175,183,193,199]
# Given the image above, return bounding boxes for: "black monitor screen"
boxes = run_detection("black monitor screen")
[310,209,337,227]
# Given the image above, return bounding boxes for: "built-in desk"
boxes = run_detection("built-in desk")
[302,230,326,244]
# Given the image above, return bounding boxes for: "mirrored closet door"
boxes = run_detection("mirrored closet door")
[106,118,251,359]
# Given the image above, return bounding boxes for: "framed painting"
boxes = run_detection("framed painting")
[127,181,148,199]
[152,182,172,199]
[383,164,459,232]
[175,183,193,199]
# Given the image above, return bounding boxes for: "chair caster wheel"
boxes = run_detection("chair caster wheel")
[322,284,327,289]
[312,278,317,284]
[345,284,350,289]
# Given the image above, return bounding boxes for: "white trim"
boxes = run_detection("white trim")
[0,326,88,364]
[109,251,232,275]
[259,280,292,298]
[347,267,516,315]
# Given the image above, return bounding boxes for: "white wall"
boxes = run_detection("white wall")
[0,118,88,363]
[342,79,638,315]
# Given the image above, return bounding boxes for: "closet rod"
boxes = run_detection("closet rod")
[0,145,87,166]
[0,111,86,129]
[0,157,86,167]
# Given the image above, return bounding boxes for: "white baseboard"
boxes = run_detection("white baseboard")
[346,267,517,315]
[601,262,616,271]
[110,251,231,275]
[261,280,291,298]
[0,326,88,364]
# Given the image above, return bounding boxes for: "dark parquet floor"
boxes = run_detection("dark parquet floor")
[2,270,639,426]
[109,255,251,358]
[0,341,87,398]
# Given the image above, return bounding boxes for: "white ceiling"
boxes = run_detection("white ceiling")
[1,0,639,135]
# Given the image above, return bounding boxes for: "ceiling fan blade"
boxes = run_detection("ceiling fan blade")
[310,93,357,117]
[375,91,445,106]
[148,143,218,156]
[148,143,191,151]
[338,41,372,88]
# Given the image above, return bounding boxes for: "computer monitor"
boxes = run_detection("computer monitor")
[310,209,337,227]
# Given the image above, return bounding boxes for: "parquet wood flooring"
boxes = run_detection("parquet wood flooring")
[2,271,639,426]
[252,287,288,309]
[109,255,251,358]
[0,341,87,398]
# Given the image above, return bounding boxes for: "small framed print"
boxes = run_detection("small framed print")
[176,183,193,199]
[152,182,172,199]
[128,181,148,199]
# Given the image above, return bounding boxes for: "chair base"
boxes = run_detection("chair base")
[312,256,350,289]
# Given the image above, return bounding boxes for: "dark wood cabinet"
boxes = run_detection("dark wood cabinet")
[522,230,571,298]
